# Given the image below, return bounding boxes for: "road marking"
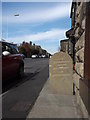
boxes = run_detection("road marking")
[0,90,9,98]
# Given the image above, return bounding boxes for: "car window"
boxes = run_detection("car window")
[2,43,13,54]
[9,44,19,54]
[2,42,19,54]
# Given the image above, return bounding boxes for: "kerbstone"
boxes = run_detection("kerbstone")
[49,52,73,95]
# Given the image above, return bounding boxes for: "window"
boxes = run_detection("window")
[2,42,19,54]
[2,43,12,54]
[9,44,18,54]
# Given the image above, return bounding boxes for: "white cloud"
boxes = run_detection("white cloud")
[7,28,67,43]
[3,3,71,24]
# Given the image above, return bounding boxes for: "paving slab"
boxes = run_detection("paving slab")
[27,79,83,118]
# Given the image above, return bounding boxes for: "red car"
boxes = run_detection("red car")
[1,41,24,82]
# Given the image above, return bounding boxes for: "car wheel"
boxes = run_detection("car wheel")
[18,65,24,78]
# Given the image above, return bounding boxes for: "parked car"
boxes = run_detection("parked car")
[41,55,45,58]
[2,41,24,82]
[31,55,37,58]
[21,54,25,59]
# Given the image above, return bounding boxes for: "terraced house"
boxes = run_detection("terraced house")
[66,1,90,119]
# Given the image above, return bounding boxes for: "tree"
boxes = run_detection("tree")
[19,46,27,57]
[22,42,31,57]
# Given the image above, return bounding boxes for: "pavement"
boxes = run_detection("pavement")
[27,79,83,119]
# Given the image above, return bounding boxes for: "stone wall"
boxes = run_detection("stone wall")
[60,39,69,53]
[72,2,88,118]
[73,2,86,90]
[60,39,73,58]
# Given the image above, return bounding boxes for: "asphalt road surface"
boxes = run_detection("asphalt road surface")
[2,58,49,119]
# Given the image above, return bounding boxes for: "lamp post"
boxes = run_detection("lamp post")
[14,14,19,17]
[7,14,8,40]
[6,14,19,41]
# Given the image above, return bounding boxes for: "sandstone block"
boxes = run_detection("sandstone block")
[74,27,80,40]
[73,73,80,89]
[81,17,86,29]
[75,63,84,77]
[76,48,84,62]
[49,52,73,95]
[75,32,85,52]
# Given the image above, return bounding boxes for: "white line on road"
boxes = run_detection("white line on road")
[0,90,9,98]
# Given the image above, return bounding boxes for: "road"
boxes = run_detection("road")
[2,58,49,119]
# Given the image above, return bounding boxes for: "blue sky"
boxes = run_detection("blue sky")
[2,2,72,54]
